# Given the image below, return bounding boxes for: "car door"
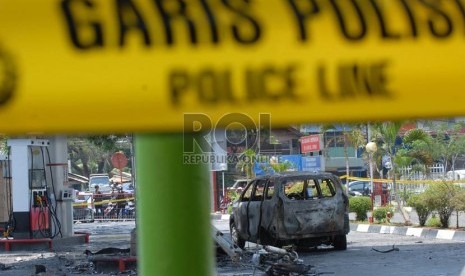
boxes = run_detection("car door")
[234,181,254,239]
[246,179,268,241]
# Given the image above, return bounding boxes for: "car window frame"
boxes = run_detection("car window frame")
[239,180,255,202]
[265,179,275,200]
[251,179,268,201]
[281,175,339,201]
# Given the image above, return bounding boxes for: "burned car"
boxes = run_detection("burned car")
[229,172,349,250]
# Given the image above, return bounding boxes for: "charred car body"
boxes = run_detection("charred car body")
[229,172,349,250]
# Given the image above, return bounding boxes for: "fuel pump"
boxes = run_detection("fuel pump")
[7,139,51,238]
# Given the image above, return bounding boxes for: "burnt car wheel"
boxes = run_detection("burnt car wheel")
[333,235,347,250]
[230,221,245,249]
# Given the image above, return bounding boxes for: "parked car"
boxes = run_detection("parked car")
[348,180,371,196]
[227,179,250,194]
[229,172,349,250]
[88,173,112,192]
[227,179,250,197]
[120,182,135,194]
[446,170,465,188]
[446,170,465,180]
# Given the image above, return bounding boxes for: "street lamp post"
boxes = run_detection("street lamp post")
[366,142,377,223]
[222,171,226,198]
[219,163,228,198]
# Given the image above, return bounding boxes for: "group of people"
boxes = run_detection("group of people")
[93,185,133,220]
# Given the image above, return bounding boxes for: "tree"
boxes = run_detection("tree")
[0,135,7,154]
[372,122,412,224]
[408,122,465,179]
[395,128,433,180]
[423,181,460,228]
[87,135,132,173]
[407,194,431,227]
[376,126,434,224]
[268,157,293,173]
[321,124,367,183]
[68,135,133,177]
[451,188,465,228]
[235,148,257,179]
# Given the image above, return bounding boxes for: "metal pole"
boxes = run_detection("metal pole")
[135,133,213,276]
[370,153,374,196]
[366,140,377,223]
[222,171,225,198]
[369,152,374,223]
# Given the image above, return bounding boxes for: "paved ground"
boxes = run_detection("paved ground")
[0,221,136,276]
[0,208,463,276]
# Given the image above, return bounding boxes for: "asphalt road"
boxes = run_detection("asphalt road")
[213,219,465,276]
[1,219,464,276]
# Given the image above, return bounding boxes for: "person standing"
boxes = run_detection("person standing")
[94,185,104,220]
[116,186,127,219]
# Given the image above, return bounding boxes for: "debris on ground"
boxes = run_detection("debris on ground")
[213,225,242,263]
[371,245,400,253]
[251,245,317,275]
[0,221,136,276]
[84,247,130,256]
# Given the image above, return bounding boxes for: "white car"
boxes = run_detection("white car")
[227,179,250,193]
[348,180,371,196]
[88,173,112,192]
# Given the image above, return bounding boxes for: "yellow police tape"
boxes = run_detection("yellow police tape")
[73,176,462,208]
[340,175,465,185]
[72,197,135,208]
[73,175,461,208]
[2,1,465,133]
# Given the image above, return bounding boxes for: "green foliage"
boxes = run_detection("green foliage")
[229,191,241,202]
[226,191,241,214]
[349,197,372,221]
[422,182,460,228]
[319,184,332,197]
[399,188,415,204]
[284,181,332,197]
[261,159,294,174]
[235,149,256,179]
[426,214,442,228]
[68,135,133,177]
[451,187,465,212]
[269,160,293,173]
[0,135,7,154]
[87,135,123,152]
[407,194,431,227]
[286,182,304,194]
[227,204,233,214]
[419,122,465,175]
[373,206,395,223]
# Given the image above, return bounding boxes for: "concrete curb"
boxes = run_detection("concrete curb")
[350,223,465,241]
[211,213,465,242]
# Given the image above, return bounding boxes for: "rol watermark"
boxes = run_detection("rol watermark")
[183,113,271,165]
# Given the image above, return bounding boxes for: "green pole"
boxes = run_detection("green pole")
[135,133,213,275]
